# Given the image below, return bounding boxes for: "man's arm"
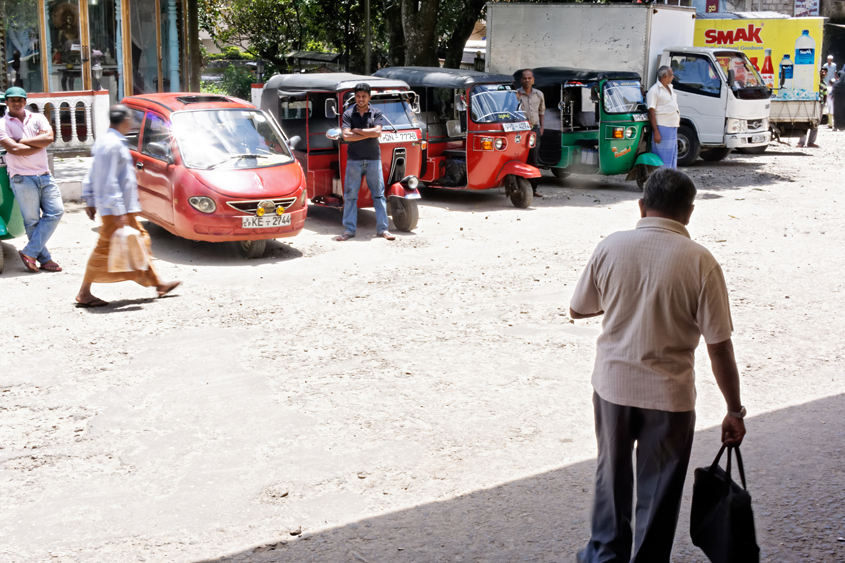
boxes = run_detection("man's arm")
[538,92,545,136]
[707,338,746,446]
[647,109,661,144]
[342,127,368,142]
[0,136,42,156]
[352,124,382,138]
[570,308,603,320]
[20,130,54,148]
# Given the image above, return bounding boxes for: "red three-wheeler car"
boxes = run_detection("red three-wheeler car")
[372,66,541,208]
[261,73,423,232]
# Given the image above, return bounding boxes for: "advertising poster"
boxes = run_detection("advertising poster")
[694,18,825,100]
[794,0,820,18]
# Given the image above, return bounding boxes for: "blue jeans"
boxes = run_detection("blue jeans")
[342,159,389,235]
[10,173,64,263]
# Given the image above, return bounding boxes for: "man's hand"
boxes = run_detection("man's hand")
[113,214,128,228]
[721,414,746,446]
[85,207,97,220]
[653,130,662,144]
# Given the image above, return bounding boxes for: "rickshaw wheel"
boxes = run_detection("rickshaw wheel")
[551,168,570,180]
[635,165,650,190]
[390,198,419,232]
[509,176,533,209]
[237,239,267,259]
[0,243,4,274]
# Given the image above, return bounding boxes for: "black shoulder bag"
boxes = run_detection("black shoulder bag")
[690,444,760,563]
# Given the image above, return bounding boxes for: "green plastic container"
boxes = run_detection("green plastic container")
[0,149,26,241]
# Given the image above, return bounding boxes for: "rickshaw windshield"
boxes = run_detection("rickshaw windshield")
[368,97,419,130]
[171,109,295,170]
[470,84,526,124]
[603,79,647,114]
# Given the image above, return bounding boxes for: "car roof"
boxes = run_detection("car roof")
[373,66,516,89]
[521,67,643,87]
[121,93,257,114]
[264,73,410,93]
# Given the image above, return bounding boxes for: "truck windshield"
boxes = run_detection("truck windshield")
[171,109,295,170]
[470,85,527,123]
[369,97,419,130]
[715,52,770,100]
[603,79,647,114]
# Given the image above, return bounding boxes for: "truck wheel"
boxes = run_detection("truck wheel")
[509,176,533,208]
[737,145,767,155]
[390,197,419,232]
[699,147,732,162]
[677,125,700,167]
[237,239,266,259]
[551,168,570,179]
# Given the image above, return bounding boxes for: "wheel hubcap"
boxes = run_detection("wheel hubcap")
[677,136,690,159]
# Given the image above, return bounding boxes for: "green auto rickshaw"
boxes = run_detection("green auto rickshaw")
[516,67,662,188]
[0,97,27,274]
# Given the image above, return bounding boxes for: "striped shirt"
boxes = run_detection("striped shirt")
[570,217,733,412]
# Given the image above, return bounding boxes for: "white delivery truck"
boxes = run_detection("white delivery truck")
[485,3,772,165]
[695,13,826,153]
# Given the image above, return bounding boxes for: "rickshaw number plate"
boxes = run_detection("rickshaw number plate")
[633,114,649,122]
[380,132,417,143]
[242,215,292,228]
[750,135,766,143]
[502,122,531,132]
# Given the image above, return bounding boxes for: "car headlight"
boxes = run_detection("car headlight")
[726,119,747,134]
[299,186,308,206]
[188,196,216,214]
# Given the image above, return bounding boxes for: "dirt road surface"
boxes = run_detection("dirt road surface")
[1,131,843,563]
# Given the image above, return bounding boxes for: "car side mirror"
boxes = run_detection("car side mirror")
[147,142,172,163]
[326,128,342,140]
[325,98,338,117]
[728,69,736,88]
[454,93,466,112]
[407,92,421,114]
[446,120,464,138]
[590,87,600,103]
[286,135,301,150]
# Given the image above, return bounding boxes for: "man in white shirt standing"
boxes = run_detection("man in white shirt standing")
[516,69,545,198]
[822,55,837,87]
[646,66,681,169]
[571,168,747,563]
[0,87,64,272]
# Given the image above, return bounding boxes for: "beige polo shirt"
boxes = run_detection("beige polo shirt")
[570,217,733,412]
[516,87,545,128]
[646,82,681,128]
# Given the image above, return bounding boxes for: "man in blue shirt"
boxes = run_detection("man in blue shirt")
[75,105,180,308]
[335,83,395,241]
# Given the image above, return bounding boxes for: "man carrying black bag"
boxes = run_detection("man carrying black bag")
[570,168,747,563]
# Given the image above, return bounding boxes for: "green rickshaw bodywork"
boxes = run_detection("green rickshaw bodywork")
[516,67,662,178]
[0,150,26,240]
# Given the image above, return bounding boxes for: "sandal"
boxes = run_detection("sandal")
[157,281,182,298]
[39,260,63,272]
[378,231,396,240]
[75,297,109,308]
[19,251,38,272]
[335,232,354,241]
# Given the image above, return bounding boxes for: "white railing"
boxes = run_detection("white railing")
[26,91,110,152]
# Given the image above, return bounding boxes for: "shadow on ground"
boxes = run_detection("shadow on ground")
[196,394,845,563]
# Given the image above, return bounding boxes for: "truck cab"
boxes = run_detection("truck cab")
[659,46,771,165]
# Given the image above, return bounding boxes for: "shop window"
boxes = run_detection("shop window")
[3,0,45,92]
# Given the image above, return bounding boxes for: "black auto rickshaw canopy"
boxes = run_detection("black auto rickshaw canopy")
[514,67,643,88]
[264,73,411,95]
[374,67,517,89]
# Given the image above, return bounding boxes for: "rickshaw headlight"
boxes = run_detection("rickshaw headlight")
[625,127,636,139]
[528,134,536,148]
[612,127,624,139]
[188,196,216,214]
[480,137,494,150]
[494,138,506,150]
[406,176,419,189]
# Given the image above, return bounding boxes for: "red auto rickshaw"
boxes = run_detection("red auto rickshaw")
[372,67,541,208]
[261,73,422,232]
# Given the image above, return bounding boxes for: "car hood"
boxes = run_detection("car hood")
[190,162,304,198]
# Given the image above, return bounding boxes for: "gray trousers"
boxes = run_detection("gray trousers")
[527,124,541,190]
[578,392,696,563]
